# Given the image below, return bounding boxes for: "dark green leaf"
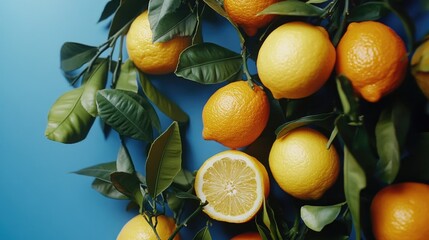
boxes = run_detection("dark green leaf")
[81,58,109,116]
[193,226,212,240]
[138,72,189,123]
[146,121,182,197]
[92,178,128,199]
[116,142,135,173]
[98,0,120,22]
[336,116,377,173]
[108,0,145,38]
[398,133,429,182]
[347,2,389,22]
[110,172,144,205]
[258,0,323,17]
[96,89,154,142]
[175,43,242,84]
[336,76,359,122]
[301,203,345,232]
[148,0,197,42]
[275,112,338,139]
[343,146,366,240]
[115,59,139,93]
[73,161,116,182]
[173,169,195,191]
[375,100,410,183]
[175,191,200,200]
[257,200,283,240]
[45,88,95,143]
[60,42,98,72]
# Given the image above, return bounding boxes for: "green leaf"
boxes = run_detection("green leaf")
[175,43,242,84]
[146,121,182,197]
[98,0,120,22]
[110,172,144,205]
[172,169,195,191]
[275,112,338,139]
[45,87,95,143]
[115,59,139,93]
[148,0,197,42]
[60,42,98,72]
[258,0,324,17]
[108,0,145,38]
[301,203,345,232]
[175,191,201,200]
[306,0,329,4]
[375,100,410,184]
[336,116,377,173]
[73,161,116,182]
[193,226,212,240]
[343,146,366,240]
[92,178,128,199]
[336,76,359,122]
[347,2,390,22]
[96,89,154,142]
[116,142,135,173]
[256,200,283,240]
[138,72,189,123]
[398,133,429,182]
[81,58,109,117]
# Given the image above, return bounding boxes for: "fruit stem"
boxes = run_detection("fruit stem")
[168,200,208,240]
[241,46,254,89]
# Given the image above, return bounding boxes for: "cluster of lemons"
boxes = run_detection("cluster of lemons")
[117,1,429,239]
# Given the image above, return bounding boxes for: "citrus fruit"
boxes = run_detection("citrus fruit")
[202,80,270,149]
[257,21,336,99]
[116,214,180,240]
[370,182,429,240]
[336,21,408,102]
[126,10,191,75]
[194,150,270,223]
[231,232,262,240]
[411,38,429,99]
[268,127,339,200]
[224,0,279,36]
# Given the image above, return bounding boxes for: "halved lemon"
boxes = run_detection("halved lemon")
[194,150,270,223]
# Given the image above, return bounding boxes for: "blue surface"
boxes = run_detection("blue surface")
[0,1,428,240]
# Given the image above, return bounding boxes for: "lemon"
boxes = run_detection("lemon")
[269,127,339,200]
[257,22,336,99]
[116,214,180,240]
[194,150,270,223]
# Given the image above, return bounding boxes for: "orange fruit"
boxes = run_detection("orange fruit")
[230,232,262,240]
[268,127,340,200]
[116,214,180,240]
[370,182,429,240]
[411,38,429,99]
[257,22,336,99]
[126,11,191,75]
[194,150,270,223]
[336,21,408,102]
[224,0,279,36]
[202,80,270,149]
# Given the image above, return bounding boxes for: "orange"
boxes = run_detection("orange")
[411,38,429,99]
[230,232,262,240]
[116,214,180,240]
[257,22,336,99]
[268,127,340,200]
[194,150,270,223]
[336,21,408,102]
[202,80,270,149]
[126,11,191,75]
[224,0,279,36]
[370,182,429,240]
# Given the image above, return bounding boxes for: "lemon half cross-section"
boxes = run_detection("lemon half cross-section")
[194,150,270,223]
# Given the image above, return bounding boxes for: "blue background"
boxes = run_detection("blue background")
[0,0,428,239]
